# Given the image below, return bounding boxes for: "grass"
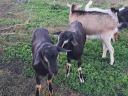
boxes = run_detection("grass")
[1,0,128,96]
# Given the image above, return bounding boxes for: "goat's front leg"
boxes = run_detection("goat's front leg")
[47,74,53,96]
[103,39,114,65]
[77,60,84,83]
[102,42,108,58]
[35,74,42,96]
[66,57,72,77]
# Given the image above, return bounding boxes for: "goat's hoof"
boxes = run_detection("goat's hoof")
[79,78,84,83]
[110,60,114,65]
[110,62,114,65]
[80,79,84,83]
[66,73,70,77]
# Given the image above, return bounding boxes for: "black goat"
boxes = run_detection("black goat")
[32,28,67,96]
[55,21,86,83]
[111,7,128,30]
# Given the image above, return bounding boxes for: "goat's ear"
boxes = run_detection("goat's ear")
[53,31,62,36]
[57,47,71,52]
[71,34,78,46]
[110,7,119,13]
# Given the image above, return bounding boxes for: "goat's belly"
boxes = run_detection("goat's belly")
[86,35,102,40]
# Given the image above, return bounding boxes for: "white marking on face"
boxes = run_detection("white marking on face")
[44,56,50,67]
[62,39,69,47]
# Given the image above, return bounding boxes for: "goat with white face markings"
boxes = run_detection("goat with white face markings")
[55,21,86,83]
[67,3,119,65]
[32,28,68,96]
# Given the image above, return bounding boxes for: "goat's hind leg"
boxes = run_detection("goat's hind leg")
[66,58,72,77]
[77,59,84,83]
[103,38,114,65]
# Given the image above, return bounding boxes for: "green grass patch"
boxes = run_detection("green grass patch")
[0,18,22,26]
[22,0,68,29]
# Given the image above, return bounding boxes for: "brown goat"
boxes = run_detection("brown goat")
[67,3,119,65]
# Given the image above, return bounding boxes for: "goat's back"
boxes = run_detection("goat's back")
[69,11,118,35]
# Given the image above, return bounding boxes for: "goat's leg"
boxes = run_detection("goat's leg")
[66,57,72,77]
[47,74,53,96]
[102,42,108,58]
[104,39,114,65]
[35,74,42,96]
[77,60,84,83]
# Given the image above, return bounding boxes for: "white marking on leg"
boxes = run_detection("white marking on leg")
[104,39,114,65]
[66,63,71,77]
[79,77,84,83]
[102,43,108,58]
[77,67,82,72]
[77,67,84,83]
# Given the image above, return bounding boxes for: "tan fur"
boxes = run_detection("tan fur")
[69,13,118,35]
